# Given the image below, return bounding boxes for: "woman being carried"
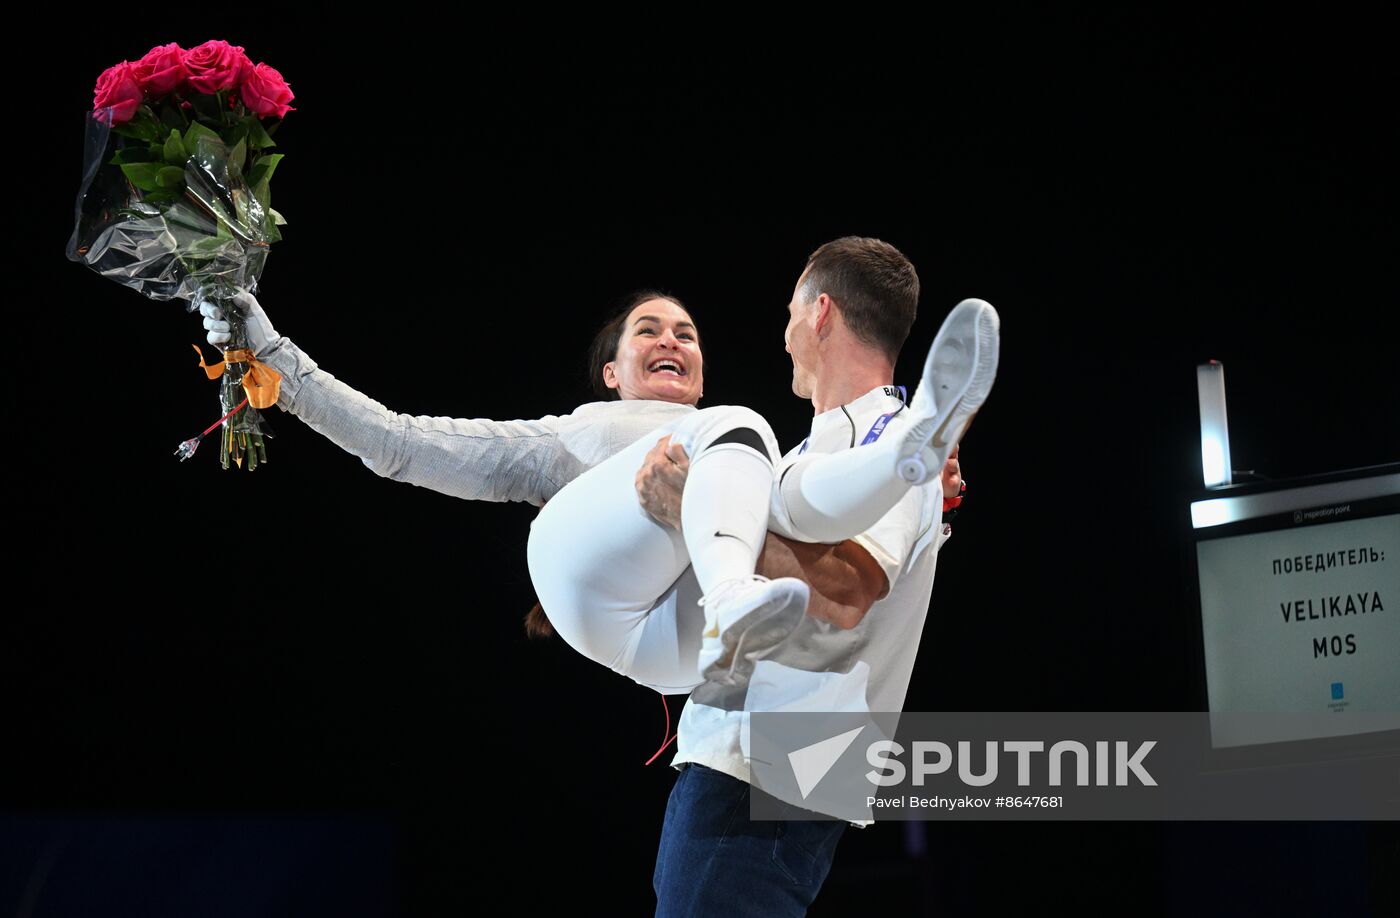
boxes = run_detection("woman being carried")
[198,283,997,693]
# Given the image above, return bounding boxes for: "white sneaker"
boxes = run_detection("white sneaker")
[897,298,1001,484]
[696,576,811,685]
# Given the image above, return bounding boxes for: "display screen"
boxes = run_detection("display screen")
[1192,472,1400,748]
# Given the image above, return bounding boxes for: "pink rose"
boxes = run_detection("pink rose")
[182,39,253,94]
[240,62,295,118]
[132,42,189,97]
[92,61,144,125]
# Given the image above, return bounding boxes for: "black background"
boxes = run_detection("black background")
[9,12,1399,916]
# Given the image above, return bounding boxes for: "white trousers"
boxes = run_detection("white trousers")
[526,401,924,694]
[527,405,784,694]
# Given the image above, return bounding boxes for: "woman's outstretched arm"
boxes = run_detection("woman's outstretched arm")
[202,291,578,506]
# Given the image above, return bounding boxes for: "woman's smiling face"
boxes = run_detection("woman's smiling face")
[603,298,704,404]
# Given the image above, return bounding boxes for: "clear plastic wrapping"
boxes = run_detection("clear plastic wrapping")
[66,108,275,304]
[67,102,285,468]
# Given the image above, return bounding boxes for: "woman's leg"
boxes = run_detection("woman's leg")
[526,405,786,691]
[775,297,1000,542]
[622,571,705,694]
[528,287,1001,690]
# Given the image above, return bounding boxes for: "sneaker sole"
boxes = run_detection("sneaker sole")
[703,580,811,685]
[897,299,1000,483]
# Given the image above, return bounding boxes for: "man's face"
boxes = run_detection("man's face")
[603,298,704,404]
[784,271,817,398]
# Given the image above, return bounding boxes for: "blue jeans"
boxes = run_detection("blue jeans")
[653,763,848,917]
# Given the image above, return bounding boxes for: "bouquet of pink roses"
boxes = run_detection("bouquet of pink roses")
[67,39,294,470]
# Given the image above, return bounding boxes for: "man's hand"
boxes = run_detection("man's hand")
[941,443,961,500]
[636,435,690,529]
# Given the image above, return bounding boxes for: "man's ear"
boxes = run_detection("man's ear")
[603,362,620,390]
[812,293,835,337]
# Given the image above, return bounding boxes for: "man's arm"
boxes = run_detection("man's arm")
[635,435,915,630]
[781,446,961,627]
[756,532,887,630]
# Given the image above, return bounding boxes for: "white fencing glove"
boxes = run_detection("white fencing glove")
[198,288,281,357]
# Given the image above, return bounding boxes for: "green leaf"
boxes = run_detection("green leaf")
[109,147,156,166]
[187,233,230,256]
[183,120,222,153]
[142,190,179,204]
[265,221,283,244]
[225,120,249,153]
[119,162,167,191]
[229,137,248,176]
[232,187,251,229]
[162,129,188,166]
[268,207,287,226]
[251,177,271,215]
[111,119,162,143]
[244,153,284,190]
[244,116,276,151]
[156,166,186,189]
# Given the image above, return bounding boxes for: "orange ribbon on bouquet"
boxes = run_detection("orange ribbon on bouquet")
[191,344,282,409]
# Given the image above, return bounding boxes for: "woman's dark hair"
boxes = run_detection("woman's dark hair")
[524,601,554,639]
[586,290,694,400]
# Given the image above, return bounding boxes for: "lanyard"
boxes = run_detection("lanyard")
[797,386,906,455]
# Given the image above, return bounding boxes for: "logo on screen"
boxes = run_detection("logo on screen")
[1331,682,1344,700]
